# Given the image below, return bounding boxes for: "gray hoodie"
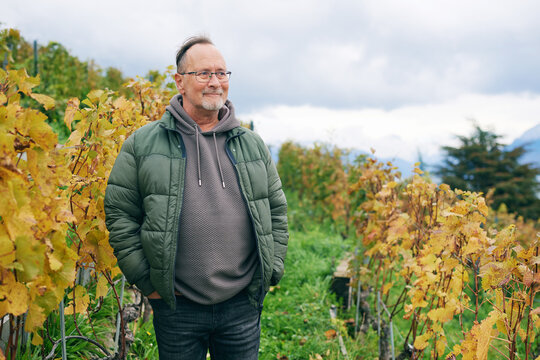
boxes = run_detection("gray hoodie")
[166,95,258,305]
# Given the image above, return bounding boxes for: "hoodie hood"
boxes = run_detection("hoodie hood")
[165,94,243,189]
[166,94,240,135]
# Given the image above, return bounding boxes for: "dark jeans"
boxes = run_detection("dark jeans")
[148,291,261,360]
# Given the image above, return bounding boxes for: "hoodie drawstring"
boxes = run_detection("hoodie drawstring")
[195,126,202,186]
[213,132,226,189]
[194,125,226,189]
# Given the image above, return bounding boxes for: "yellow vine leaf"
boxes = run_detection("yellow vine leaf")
[64,285,90,315]
[65,127,83,146]
[22,109,57,150]
[475,311,500,360]
[451,344,461,358]
[0,229,15,267]
[56,209,77,224]
[16,70,40,94]
[25,302,46,338]
[410,288,428,309]
[46,250,63,272]
[403,304,414,320]
[436,335,447,357]
[427,307,455,323]
[382,282,393,295]
[81,229,116,271]
[0,272,29,316]
[96,274,109,298]
[439,183,450,191]
[414,331,431,350]
[63,98,80,131]
[14,235,46,282]
[31,333,43,346]
[476,197,489,217]
[29,93,55,110]
[111,266,123,278]
[4,176,27,211]
[519,326,527,342]
[494,224,516,250]
[518,265,535,287]
[26,149,57,197]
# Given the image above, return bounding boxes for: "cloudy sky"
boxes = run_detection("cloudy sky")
[3,0,540,166]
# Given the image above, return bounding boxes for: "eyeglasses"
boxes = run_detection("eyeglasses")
[179,71,232,83]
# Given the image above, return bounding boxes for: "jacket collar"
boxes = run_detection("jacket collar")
[159,110,246,139]
[158,111,177,131]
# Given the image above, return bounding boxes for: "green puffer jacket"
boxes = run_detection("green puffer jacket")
[104,111,288,310]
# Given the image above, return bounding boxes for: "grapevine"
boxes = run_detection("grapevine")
[349,158,539,360]
[0,66,173,359]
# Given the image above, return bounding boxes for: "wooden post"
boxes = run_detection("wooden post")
[331,253,353,308]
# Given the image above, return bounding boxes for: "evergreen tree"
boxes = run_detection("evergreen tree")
[437,125,540,219]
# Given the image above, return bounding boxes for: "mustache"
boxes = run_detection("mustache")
[202,90,224,95]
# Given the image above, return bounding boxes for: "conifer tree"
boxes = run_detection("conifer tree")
[437,125,540,219]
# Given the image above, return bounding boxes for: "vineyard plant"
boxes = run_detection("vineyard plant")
[0,65,174,359]
[277,143,540,360]
[347,158,540,360]
[2,26,540,359]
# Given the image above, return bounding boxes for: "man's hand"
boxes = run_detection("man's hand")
[147,291,162,299]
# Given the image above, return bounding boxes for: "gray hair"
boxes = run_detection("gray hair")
[176,35,214,72]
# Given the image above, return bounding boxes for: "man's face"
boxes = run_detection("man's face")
[174,44,229,114]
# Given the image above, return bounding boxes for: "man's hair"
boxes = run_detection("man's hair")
[176,35,214,72]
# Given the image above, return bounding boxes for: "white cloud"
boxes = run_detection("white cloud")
[5,0,540,110]
[3,0,540,162]
[244,93,540,163]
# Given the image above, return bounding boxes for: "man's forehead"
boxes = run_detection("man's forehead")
[185,44,226,68]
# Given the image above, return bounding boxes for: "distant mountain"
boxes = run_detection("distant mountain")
[268,124,539,187]
[508,123,540,168]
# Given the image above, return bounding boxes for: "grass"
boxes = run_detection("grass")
[260,228,378,359]
[128,317,159,360]
[14,222,380,359]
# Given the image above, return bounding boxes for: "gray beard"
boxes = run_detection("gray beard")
[202,97,225,111]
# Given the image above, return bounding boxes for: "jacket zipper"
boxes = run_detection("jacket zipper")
[160,123,186,308]
[225,132,266,317]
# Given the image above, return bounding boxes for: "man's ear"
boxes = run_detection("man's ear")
[174,72,185,94]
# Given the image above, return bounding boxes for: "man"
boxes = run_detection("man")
[104,36,288,359]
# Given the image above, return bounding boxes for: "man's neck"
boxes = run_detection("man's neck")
[184,104,220,132]
[194,114,219,132]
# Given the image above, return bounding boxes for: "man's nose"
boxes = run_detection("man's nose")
[207,73,221,86]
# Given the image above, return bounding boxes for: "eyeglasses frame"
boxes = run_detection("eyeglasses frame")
[178,70,232,83]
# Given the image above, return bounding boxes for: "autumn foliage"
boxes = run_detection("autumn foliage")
[278,141,539,359]
[350,158,539,360]
[0,67,173,359]
[277,141,364,238]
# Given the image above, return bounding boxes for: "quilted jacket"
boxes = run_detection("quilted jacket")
[104,111,289,310]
